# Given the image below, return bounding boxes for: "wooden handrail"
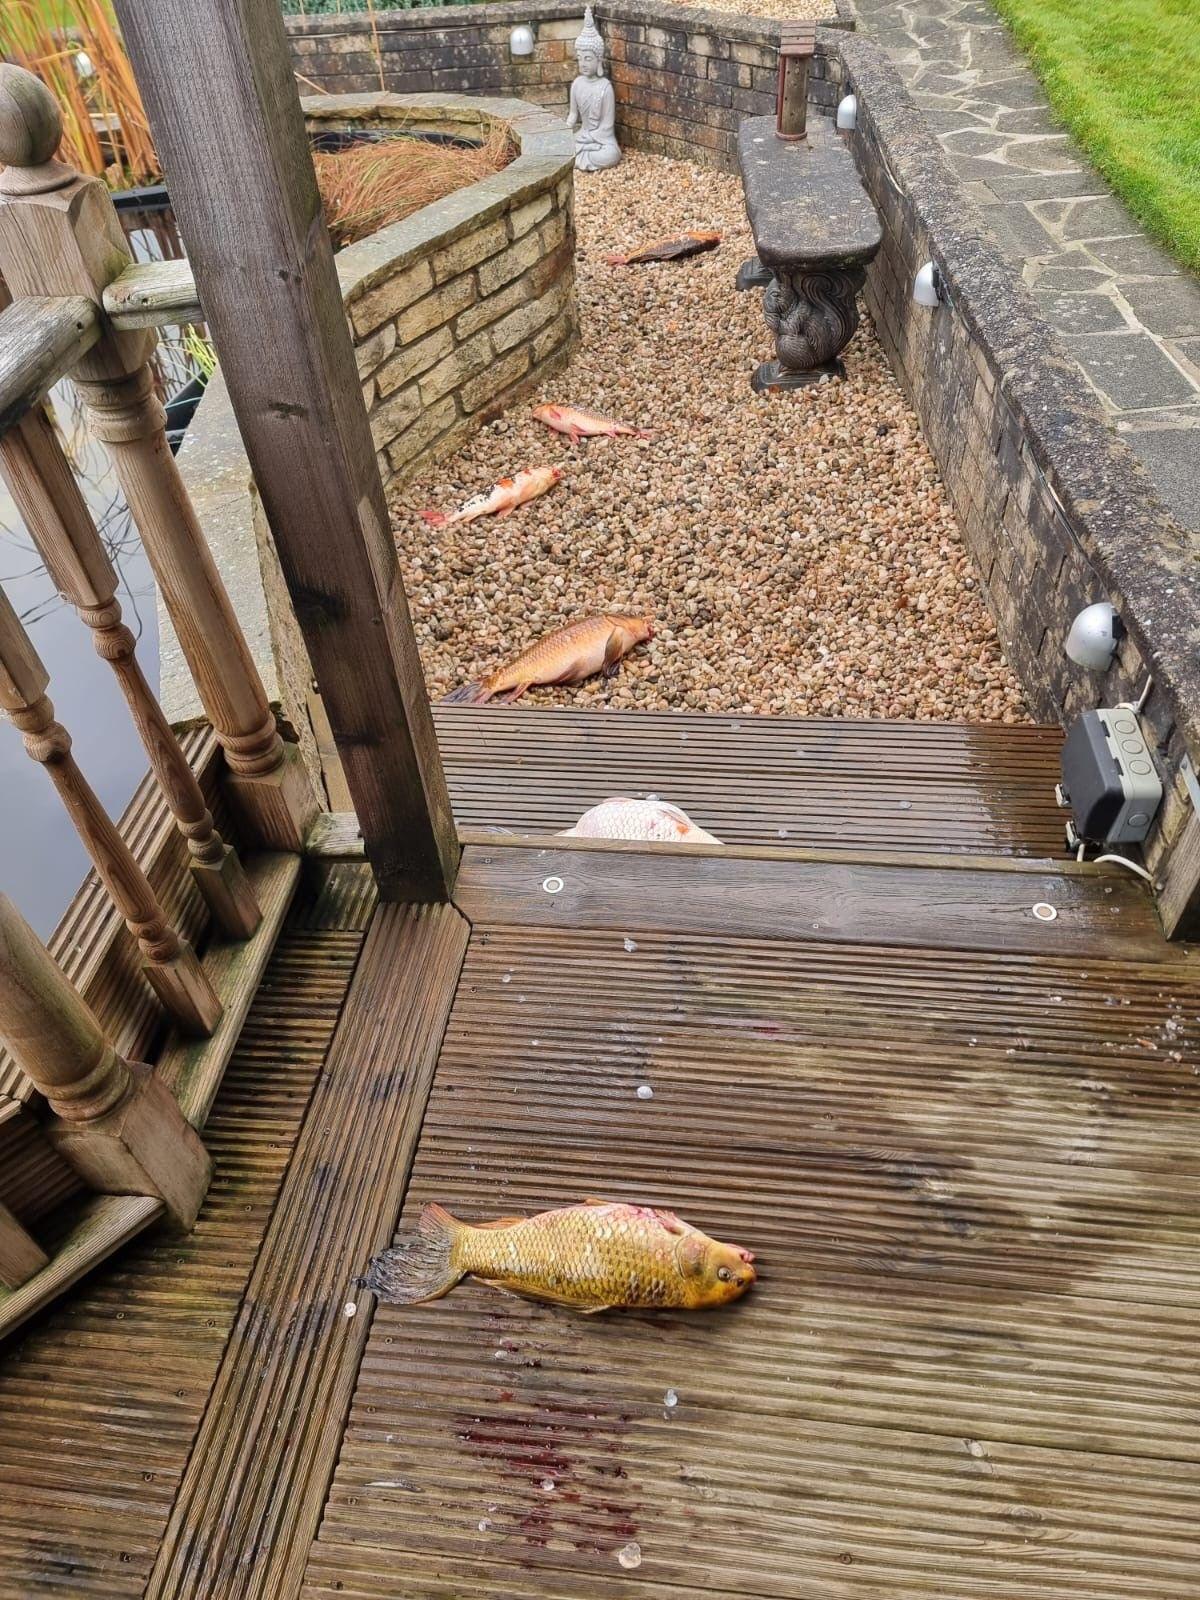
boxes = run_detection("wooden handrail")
[0,63,319,854]
[0,405,262,939]
[103,259,202,330]
[0,893,211,1228]
[0,582,222,1037]
[0,295,98,434]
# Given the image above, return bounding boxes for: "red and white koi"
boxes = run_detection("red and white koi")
[419,466,562,527]
[531,403,654,446]
[561,797,722,844]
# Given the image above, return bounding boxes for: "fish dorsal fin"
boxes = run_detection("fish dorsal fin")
[474,1215,526,1229]
[654,1208,695,1236]
[582,1196,609,1207]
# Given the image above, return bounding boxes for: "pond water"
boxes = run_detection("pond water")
[0,206,202,938]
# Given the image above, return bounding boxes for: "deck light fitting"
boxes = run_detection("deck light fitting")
[510,23,536,56]
[836,93,857,132]
[1064,602,1124,672]
[912,261,946,308]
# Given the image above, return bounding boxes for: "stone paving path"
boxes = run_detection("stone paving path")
[853,0,1200,531]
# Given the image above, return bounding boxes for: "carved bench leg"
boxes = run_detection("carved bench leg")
[735,255,773,292]
[752,264,867,391]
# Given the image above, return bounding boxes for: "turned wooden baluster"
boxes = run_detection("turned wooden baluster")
[0,893,211,1228]
[0,405,261,938]
[0,64,318,851]
[0,582,221,1035]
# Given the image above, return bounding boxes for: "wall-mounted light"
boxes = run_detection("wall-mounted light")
[912,261,946,308]
[509,23,536,57]
[1064,602,1124,671]
[836,93,857,132]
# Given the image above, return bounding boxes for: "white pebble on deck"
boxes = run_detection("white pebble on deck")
[393,153,1029,724]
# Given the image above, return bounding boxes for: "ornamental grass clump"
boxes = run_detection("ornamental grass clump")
[312,119,515,249]
[0,0,159,185]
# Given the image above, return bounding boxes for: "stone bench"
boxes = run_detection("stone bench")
[737,115,882,390]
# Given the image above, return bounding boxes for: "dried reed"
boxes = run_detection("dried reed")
[0,0,159,186]
[313,120,514,249]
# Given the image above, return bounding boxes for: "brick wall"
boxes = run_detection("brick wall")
[305,94,578,484]
[286,0,849,171]
[837,32,1200,933]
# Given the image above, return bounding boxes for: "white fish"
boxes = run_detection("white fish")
[560,797,722,845]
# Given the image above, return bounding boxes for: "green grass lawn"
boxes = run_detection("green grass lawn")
[991,0,1200,273]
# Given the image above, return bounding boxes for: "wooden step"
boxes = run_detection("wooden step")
[432,707,1066,857]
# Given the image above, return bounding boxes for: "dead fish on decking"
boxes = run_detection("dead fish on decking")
[562,797,722,845]
[532,403,654,446]
[443,612,653,705]
[604,231,721,266]
[366,1199,756,1313]
[419,466,562,527]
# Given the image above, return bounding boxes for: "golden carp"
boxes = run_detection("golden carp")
[443,612,653,705]
[562,797,722,844]
[531,403,654,445]
[366,1199,756,1313]
[419,465,562,527]
[604,231,721,266]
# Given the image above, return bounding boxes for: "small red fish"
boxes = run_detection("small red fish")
[604,231,722,267]
[532,403,654,446]
[444,613,653,705]
[419,466,561,527]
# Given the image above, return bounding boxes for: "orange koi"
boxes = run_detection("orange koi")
[604,230,722,266]
[443,612,653,705]
[366,1198,756,1313]
[531,403,654,445]
[419,465,562,527]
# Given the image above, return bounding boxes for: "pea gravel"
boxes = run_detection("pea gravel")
[391,153,1030,723]
[661,0,834,16]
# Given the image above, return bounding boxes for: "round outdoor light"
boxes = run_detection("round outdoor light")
[1064,601,1124,672]
[836,93,857,132]
[912,261,945,308]
[509,23,536,56]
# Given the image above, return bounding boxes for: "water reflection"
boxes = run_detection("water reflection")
[0,204,201,937]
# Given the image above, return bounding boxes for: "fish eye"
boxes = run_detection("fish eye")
[717,1266,732,1282]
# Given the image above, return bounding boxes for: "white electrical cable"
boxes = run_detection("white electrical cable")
[1091,853,1157,885]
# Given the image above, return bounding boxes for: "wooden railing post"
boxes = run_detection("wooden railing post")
[0,404,261,939]
[0,582,222,1036]
[0,63,318,852]
[111,0,461,901]
[0,1199,48,1289]
[0,894,211,1228]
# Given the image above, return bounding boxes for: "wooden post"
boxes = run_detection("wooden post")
[0,583,222,1036]
[110,0,460,901]
[0,64,318,853]
[0,405,261,939]
[0,894,212,1228]
[0,1199,48,1289]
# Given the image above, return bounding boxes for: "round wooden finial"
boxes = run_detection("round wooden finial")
[0,64,75,195]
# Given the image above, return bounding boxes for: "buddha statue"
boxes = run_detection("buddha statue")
[567,8,620,173]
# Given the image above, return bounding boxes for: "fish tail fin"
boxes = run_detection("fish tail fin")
[441,681,490,705]
[365,1202,465,1306]
[419,509,450,527]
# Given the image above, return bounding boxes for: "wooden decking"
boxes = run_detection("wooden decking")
[1,815,1197,1599]
[433,708,1067,856]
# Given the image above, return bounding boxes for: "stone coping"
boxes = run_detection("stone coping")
[284,0,856,48]
[167,92,573,733]
[838,30,1200,766]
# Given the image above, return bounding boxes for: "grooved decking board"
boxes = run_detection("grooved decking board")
[146,897,470,1600]
[0,871,370,1599]
[454,843,1178,961]
[302,922,1200,1600]
[433,707,1066,856]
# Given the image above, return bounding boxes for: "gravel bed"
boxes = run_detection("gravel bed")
[392,153,1030,722]
[659,0,835,16]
